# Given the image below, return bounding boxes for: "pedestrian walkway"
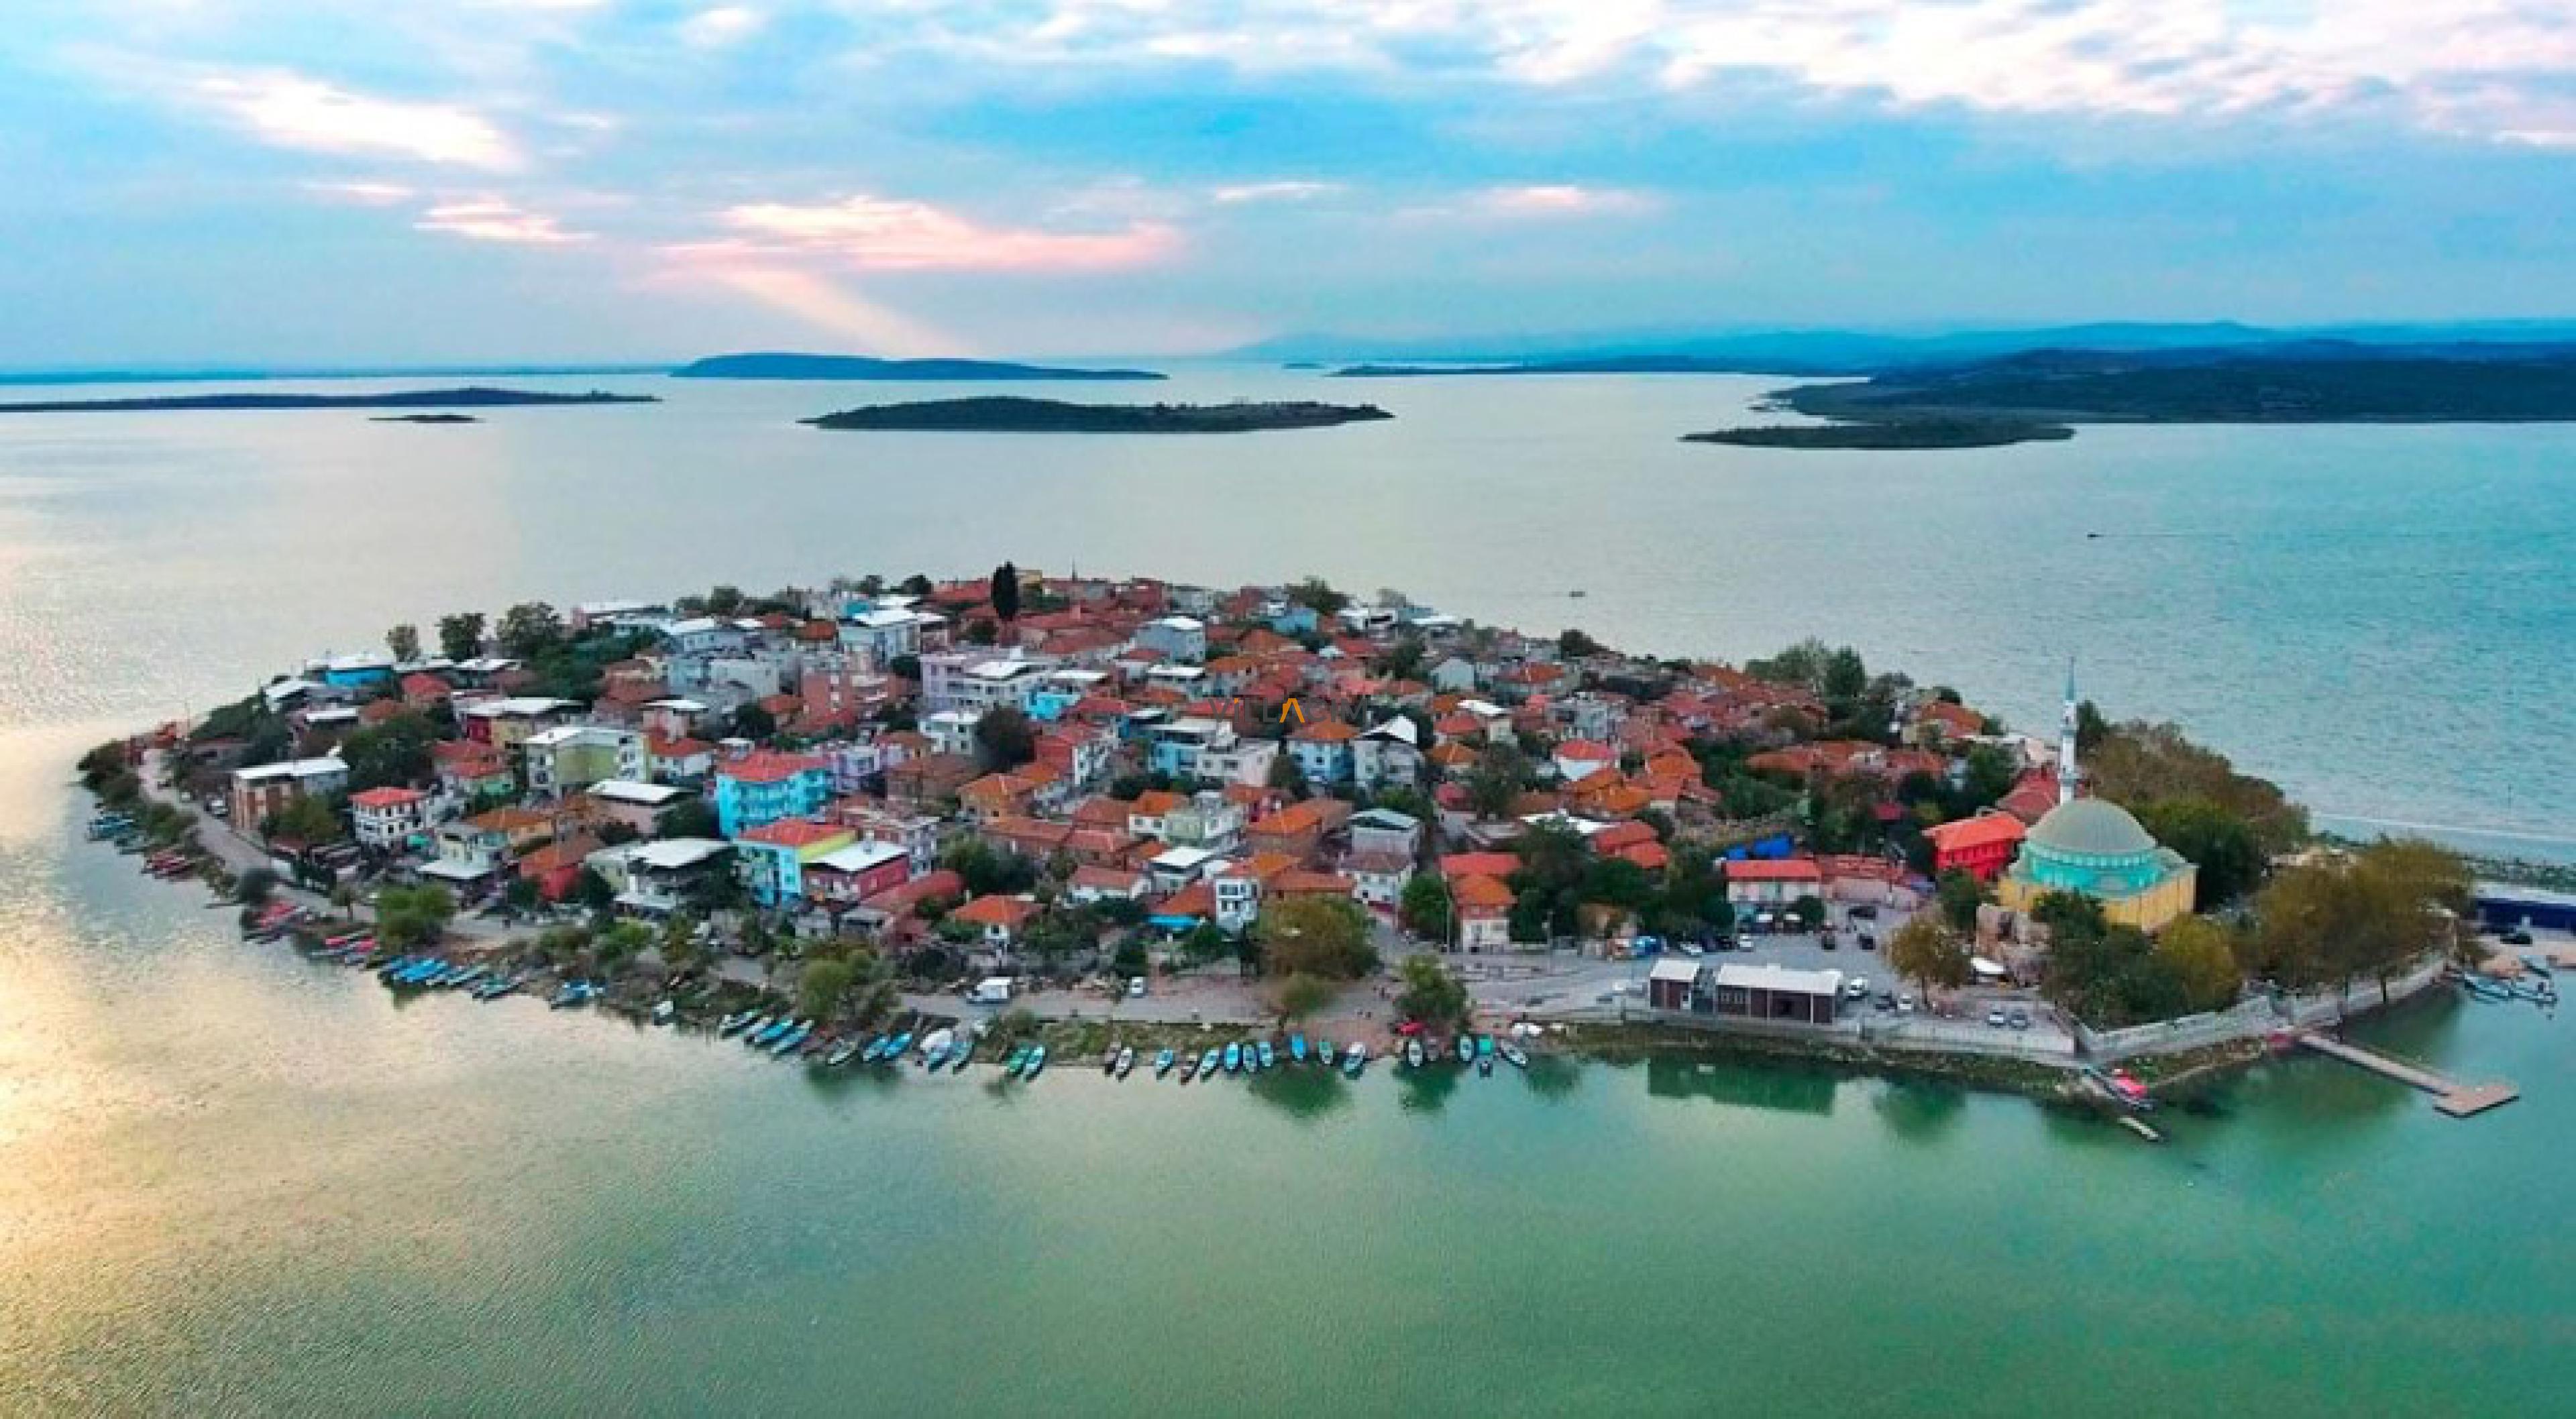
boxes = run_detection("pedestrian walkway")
[2294,1031,2519,1117]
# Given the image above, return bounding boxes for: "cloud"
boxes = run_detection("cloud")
[302,180,417,206]
[1211,180,1344,204]
[417,197,591,244]
[665,264,962,355]
[1475,183,1655,217]
[710,193,1181,272]
[679,5,766,48]
[198,72,520,169]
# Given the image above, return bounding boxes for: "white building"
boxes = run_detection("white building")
[1134,615,1208,664]
[920,648,1057,714]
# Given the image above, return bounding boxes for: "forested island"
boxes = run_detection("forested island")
[372,413,482,424]
[1770,347,2576,424]
[802,396,1393,433]
[1684,418,2074,450]
[0,387,653,414]
[675,353,1165,382]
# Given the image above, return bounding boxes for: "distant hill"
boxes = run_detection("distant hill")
[674,352,1165,382]
[801,396,1390,434]
[0,363,667,387]
[1240,321,2576,374]
[0,387,655,414]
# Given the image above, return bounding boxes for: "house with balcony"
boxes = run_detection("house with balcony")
[522,724,647,799]
[230,756,350,834]
[712,751,833,837]
[804,840,913,913]
[733,819,859,907]
[349,786,429,852]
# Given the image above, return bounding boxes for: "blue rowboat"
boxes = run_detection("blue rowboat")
[1256,1040,1275,1070]
[1289,1033,1308,1064]
[1223,1042,1242,1073]
[1154,1048,1177,1078]
[1342,1042,1366,1078]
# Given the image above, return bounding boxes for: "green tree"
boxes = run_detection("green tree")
[973,707,1038,772]
[1465,742,1529,819]
[1285,575,1349,617]
[1394,952,1469,1027]
[495,602,565,659]
[1558,628,1601,658]
[2135,797,2267,907]
[1887,915,1972,1001]
[2155,915,2244,1012]
[799,957,857,1019]
[1178,921,1231,965]
[663,799,720,840]
[989,562,1021,622]
[374,884,455,950]
[235,865,279,905]
[385,623,421,663]
[264,794,343,844]
[339,710,439,791]
[437,612,486,661]
[1935,869,1987,932]
[1253,897,1378,980]
[1399,873,1452,940]
[504,876,543,915]
[704,584,745,616]
[576,866,617,913]
[1273,971,1335,1023]
[729,703,777,741]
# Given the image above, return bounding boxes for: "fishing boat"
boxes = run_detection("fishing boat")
[749,1017,789,1045]
[1499,1041,1529,1069]
[920,1027,955,1066]
[824,1039,861,1068]
[2510,977,2556,1003]
[2521,954,2554,978]
[651,999,677,1025]
[859,1034,889,1063]
[447,966,488,992]
[1198,1047,1221,1079]
[1154,1048,1178,1078]
[1256,1040,1276,1071]
[1003,1043,1031,1075]
[1178,1051,1199,1082]
[2462,976,2516,1002]
[1404,1038,1426,1070]
[884,1031,914,1063]
[1455,1035,1474,1064]
[1022,1045,1048,1080]
[718,1011,755,1037]
[1289,1033,1308,1064]
[950,1039,973,1072]
[1318,1041,1340,1068]
[550,980,597,1009]
[1223,1041,1242,1074]
[1342,1042,1366,1078]
[1102,1046,1122,1076]
[1477,1052,1493,1077]
[770,1022,813,1056]
[1115,1045,1136,1079]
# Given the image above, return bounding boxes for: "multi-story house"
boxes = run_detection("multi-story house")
[230,756,350,834]
[349,786,429,851]
[712,751,834,838]
[733,819,857,907]
[521,724,648,799]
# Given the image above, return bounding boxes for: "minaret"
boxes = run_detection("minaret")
[2057,656,2079,805]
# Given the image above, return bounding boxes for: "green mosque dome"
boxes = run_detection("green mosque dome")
[2026,798,2157,859]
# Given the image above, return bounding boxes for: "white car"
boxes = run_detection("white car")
[1127,976,1147,998]
[1843,976,1871,999]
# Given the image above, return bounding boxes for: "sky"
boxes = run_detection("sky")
[3,0,2573,363]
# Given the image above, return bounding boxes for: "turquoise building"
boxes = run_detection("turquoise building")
[1996,798,2198,931]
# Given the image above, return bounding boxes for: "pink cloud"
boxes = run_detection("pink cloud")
[417,198,590,245]
[712,194,1180,272]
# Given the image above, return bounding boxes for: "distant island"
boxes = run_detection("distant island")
[372,413,482,424]
[0,387,655,414]
[1337,355,1771,378]
[1768,346,2576,426]
[1684,418,2074,450]
[674,352,1165,382]
[802,396,1393,434]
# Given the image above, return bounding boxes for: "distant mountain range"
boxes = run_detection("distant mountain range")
[674,353,1165,382]
[1236,321,2576,374]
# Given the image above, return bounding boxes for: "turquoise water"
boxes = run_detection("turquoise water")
[0,370,2570,1414]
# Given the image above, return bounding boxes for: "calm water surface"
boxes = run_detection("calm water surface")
[0,370,2570,1415]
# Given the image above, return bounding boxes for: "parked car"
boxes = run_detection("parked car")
[1127,976,1148,998]
[1843,976,1870,1000]
[1874,991,1896,1010]
[1856,932,1876,951]
[2008,1007,2031,1030]
[1985,1007,2008,1027]
[1897,994,1917,1013]
[2502,928,2534,946]
[1848,904,1878,921]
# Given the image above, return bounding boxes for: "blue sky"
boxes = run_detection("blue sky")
[3,0,2572,363]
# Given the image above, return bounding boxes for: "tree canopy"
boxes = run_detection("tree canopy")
[1253,897,1379,980]
[1394,953,1470,1027]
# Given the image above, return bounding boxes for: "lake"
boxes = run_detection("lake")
[0,368,2569,1415]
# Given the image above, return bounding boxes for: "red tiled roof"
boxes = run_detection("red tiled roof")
[1925,813,2029,852]
[350,787,425,808]
[720,751,826,785]
[1452,873,1515,909]
[738,819,847,848]
[953,895,1040,927]
[1725,857,1823,882]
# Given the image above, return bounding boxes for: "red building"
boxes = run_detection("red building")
[1923,812,2028,883]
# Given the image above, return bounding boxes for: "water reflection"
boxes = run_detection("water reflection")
[1520,1055,1582,1102]
[1644,1055,1839,1116]
[1869,1077,1968,1143]
[1244,1068,1353,1122]
[1396,1063,1464,1114]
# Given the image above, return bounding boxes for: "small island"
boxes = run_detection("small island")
[0,386,654,414]
[801,396,1394,434]
[372,413,482,425]
[674,352,1165,382]
[1684,417,2074,450]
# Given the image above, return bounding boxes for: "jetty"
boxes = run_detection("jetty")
[2292,1031,2519,1118]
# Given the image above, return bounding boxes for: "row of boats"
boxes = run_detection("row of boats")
[2459,960,2558,1007]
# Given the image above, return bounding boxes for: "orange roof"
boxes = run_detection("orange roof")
[1442,851,1521,881]
[1556,738,1617,761]
[1725,857,1822,882]
[1925,813,2029,852]
[738,819,848,849]
[720,751,826,785]
[349,787,425,809]
[953,895,1040,927]
[1161,881,1217,918]
[1291,719,1359,742]
[1131,789,1185,815]
[1452,873,1515,909]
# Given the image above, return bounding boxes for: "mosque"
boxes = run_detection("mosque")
[1993,665,2198,933]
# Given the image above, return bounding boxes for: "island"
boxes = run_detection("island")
[673,352,1165,382]
[372,413,482,425]
[1683,417,2074,450]
[1768,346,2576,425]
[800,396,1393,434]
[1336,355,1776,378]
[0,387,655,414]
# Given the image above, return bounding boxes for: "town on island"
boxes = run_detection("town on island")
[80,567,2560,1119]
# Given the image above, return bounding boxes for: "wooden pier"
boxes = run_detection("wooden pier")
[2294,1031,2520,1118]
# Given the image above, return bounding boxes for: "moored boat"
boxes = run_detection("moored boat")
[651,999,676,1025]
[718,1010,755,1037]
[770,1021,813,1056]
[1289,1033,1308,1064]
[1115,1045,1136,1079]
[1022,1045,1047,1080]
[1455,1035,1474,1064]
[1223,1041,1242,1074]
[1256,1040,1275,1071]
[1003,1043,1031,1075]
[1154,1047,1177,1078]
[1499,1041,1529,1069]
[824,1039,861,1068]
[1197,1047,1221,1079]
[1405,1038,1426,1069]
[1342,1041,1366,1077]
